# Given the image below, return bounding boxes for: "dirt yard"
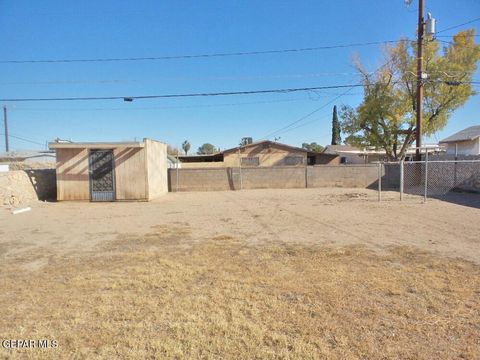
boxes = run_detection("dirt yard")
[0,188,479,359]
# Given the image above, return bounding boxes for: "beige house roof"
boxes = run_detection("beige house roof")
[223,140,318,154]
[323,145,360,155]
[439,125,480,143]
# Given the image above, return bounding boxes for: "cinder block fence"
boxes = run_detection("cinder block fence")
[168,165,380,192]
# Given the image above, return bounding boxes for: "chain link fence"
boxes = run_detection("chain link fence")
[379,159,480,201]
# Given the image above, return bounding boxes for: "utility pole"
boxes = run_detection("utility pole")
[3,106,9,153]
[415,0,425,161]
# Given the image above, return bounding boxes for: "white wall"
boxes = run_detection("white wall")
[444,139,480,156]
[145,139,168,200]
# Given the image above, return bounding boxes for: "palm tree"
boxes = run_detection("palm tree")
[182,140,191,155]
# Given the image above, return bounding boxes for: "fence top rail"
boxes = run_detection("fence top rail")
[384,160,480,164]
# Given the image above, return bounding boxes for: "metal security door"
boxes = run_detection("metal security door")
[89,149,116,201]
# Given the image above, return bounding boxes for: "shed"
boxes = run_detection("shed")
[49,138,168,201]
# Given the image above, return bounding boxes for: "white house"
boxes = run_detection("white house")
[439,125,480,156]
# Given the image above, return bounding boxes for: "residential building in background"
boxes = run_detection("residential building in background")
[439,125,480,156]
[178,140,339,168]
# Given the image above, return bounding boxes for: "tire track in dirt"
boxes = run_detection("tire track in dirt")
[230,191,369,244]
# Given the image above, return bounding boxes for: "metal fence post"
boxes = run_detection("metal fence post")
[238,148,243,190]
[176,149,180,192]
[400,160,404,201]
[424,150,428,202]
[305,165,308,188]
[378,162,382,202]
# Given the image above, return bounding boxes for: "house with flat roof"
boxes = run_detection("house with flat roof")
[49,138,168,201]
[439,125,480,156]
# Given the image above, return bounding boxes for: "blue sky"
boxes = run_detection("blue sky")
[0,0,479,152]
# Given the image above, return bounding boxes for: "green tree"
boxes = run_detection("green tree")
[331,105,341,145]
[197,143,218,154]
[301,142,324,152]
[167,145,181,156]
[340,30,480,160]
[182,140,191,155]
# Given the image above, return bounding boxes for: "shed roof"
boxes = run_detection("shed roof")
[439,125,480,143]
[49,141,145,149]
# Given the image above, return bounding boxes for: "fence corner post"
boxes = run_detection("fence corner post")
[424,150,428,202]
[305,165,308,188]
[378,162,382,202]
[400,160,404,201]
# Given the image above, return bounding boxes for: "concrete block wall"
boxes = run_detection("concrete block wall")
[307,165,378,188]
[168,168,235,192]
[241,167,306,189]
[168,165,380,192]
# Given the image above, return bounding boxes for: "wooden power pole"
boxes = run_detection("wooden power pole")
[3,106,8,153]
[415,0,425,161]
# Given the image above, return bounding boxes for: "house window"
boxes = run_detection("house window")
[284,156,304,165]
[241,157,259,166]
[340,157,347,164]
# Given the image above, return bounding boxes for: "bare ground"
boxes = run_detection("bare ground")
[0,188,479,359]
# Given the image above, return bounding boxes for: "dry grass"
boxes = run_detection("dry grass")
[0,224,479,359]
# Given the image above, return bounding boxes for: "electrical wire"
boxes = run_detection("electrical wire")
[436,17,480,34]
[0,72,364,86]
[0,40,405,64]
[0,84,366,102]
[271,79,480,139]
[0,133,45,147]
[7,95,360,112]
[258,59,400,140]
[260,86,358,140]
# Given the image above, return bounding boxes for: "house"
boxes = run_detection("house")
[323,144,445,162]
[178,140,339,168]
[323,145,372,164]
[439,125,480,156]
[49,138,168,201]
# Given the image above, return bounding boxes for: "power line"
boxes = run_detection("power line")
[0,84,366,102]
[0,72,364,86]
[258,59,400,139]
[8,96,362,112]
[271,80,480,139]
[437,38,479,49]
[436,34,479,38]
[0,69,470,87]
[0,40,404,64]
[436,16,480,34]
[260,86,358,140]
[0,132,45,147]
